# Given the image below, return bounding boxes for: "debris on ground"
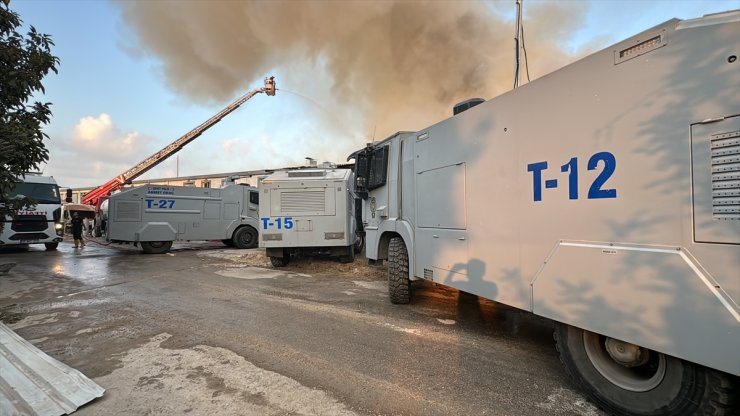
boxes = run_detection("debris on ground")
[201,249,387,280]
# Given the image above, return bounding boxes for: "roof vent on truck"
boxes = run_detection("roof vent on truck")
[453,98,485,115]
[288,170,326,178]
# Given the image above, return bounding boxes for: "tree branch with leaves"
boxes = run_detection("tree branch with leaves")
[0,3,59,231]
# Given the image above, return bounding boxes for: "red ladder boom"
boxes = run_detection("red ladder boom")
[82,76,276,205]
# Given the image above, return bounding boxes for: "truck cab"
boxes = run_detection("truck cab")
[0,174,64,250]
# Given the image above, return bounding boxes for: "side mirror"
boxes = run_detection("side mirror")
[65,188,73,203]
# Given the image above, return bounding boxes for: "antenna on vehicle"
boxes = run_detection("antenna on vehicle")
[514,0,522,88]
[513,0,531,88]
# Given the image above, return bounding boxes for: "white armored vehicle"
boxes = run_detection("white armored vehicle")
[107,181,260,253]
[259,168,358,266]
[351,11,740,416]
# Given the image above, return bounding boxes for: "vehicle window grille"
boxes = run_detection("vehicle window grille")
[614,34,666,65]
[11,216,47,232]
[710,130,740,220]
[280,191,325,213]
[354,152,369,195]
[115,201,141,221]
[9,232,49,241]
[288,170,325,178]
[368,146,389,190]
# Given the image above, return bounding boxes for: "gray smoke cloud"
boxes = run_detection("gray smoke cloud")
[117,0,585,141]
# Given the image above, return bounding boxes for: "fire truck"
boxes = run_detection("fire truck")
[351,11,739,415]
[81,77,276,235]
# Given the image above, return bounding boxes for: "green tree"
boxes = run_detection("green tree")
[0,2,59,232]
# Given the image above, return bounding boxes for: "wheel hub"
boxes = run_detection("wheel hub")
[605,338,649,367]
[583,331,666,392]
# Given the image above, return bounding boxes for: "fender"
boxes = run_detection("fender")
[224,219,240,238]
[366,219,416,280]
[135,222,177,242]
[532,240,740,376]
[226,217,259,239]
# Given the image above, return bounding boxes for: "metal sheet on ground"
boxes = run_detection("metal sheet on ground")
[0,322,104,416]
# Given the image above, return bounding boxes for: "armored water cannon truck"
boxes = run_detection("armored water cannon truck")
[350,11,740,416]
[106,181,260,253]
[258,167,359,266]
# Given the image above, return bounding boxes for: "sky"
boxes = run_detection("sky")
[8,0,739,189]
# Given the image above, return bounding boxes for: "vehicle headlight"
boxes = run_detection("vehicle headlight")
[55,223,63,230]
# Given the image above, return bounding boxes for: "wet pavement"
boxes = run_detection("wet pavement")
[0,238,603,415]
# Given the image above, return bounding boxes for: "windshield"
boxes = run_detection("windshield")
[10,182,61,204]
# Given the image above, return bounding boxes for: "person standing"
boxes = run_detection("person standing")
[71,212,85,248]
[83,217,91,236]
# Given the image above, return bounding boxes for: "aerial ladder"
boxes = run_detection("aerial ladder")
[81,76,277,206]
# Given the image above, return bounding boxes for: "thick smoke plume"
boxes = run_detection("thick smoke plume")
[118,1,584,143]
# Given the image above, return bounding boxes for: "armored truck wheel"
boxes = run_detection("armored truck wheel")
[555,323,738,415]
[232,226,257,249]
[388,237,410,304]
[270,255,289,267]
[353,233,365,254]
[44,242,58,251]
[339,245,355,264]
[141,241,173,254]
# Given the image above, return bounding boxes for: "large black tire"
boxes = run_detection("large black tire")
[353,233,365,254]
[141,241,173,254]
[339,245,355,264]
[554,323,738,415]
[388,237,410,304]
[270,256,288,267]
[232,226,258,249]
[44,242,58,251]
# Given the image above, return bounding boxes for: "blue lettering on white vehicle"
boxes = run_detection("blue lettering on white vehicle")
[527,152,617,202]
[260,217,294,230]
[145,199,175,209]
[587,152,617,199]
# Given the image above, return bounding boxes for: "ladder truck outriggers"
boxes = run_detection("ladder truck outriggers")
[350,11,740,416]
[81,77,276,235]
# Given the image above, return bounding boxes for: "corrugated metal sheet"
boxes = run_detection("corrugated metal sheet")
[0,323,104,416]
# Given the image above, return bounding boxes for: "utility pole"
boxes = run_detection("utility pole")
[514,0,523,89]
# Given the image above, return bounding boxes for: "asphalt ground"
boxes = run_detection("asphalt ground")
[0,238,603,415]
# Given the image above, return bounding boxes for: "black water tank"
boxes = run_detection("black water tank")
[453,98,485,115]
